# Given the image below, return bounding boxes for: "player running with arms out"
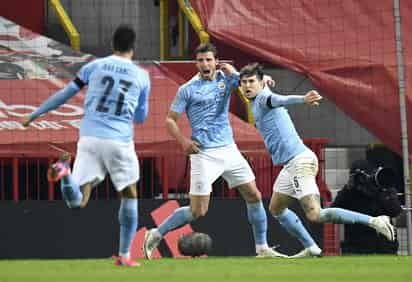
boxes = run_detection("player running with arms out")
[22,24,150,267]
[238,63,395,258]
[143,42,287,259]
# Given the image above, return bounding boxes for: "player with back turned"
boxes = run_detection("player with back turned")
[22,24,150,267]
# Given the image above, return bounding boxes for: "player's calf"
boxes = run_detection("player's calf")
[48,152,83,209]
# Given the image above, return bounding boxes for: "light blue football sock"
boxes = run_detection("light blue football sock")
[319,208,370,225]
[158,206,194,236]
[275,208,316,248]
[60,174,82,208]
[246,201,268,245]
[118,198,138,257]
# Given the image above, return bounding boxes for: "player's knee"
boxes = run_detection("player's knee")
[120,186,138,199]
[243,188,262,203]
[78,196,90,209]
[191,207,208,219]
[251,189,262,202]
[305,210,321,223]
[269,201,283,216]
[79,185,92,209]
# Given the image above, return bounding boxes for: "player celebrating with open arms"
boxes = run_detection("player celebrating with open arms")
[238,63,396,258]
[143,43,287,259]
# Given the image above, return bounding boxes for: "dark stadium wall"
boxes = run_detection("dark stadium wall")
[0,199,322,259]
[0,1,45,34]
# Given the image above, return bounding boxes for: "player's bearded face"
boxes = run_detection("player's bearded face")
[196,52,217,80]
[240,75,264,99]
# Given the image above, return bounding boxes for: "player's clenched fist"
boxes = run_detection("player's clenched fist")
[304,90,322,106]
[21,115,33,127]
[181,138,200,155]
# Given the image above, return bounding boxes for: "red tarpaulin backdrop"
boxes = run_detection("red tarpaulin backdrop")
[0,0,44,34]
[0,63,266,157]
[191,0,412,158]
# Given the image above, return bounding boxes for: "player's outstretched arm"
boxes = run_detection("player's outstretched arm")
[22,81,81,127]
[165,111,200,155]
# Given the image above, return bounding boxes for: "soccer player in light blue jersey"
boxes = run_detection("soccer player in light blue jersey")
[238,63,395,258]
[22,25,149,267]
[143,43,287,259]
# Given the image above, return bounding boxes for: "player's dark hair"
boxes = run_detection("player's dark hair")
[194,42,218,58]
[112,24,136,53]
[239,63,264,81]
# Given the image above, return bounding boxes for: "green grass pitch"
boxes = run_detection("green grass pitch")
[0,256,411,282]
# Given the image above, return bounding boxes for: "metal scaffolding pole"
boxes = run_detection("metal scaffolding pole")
[394,0,412,255]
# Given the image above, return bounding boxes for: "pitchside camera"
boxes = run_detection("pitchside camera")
[178,232,212,257]
[352,166,396,189]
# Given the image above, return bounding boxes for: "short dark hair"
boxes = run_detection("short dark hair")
[112,24,136,52]
[194,42,218,58]
[239,63,264,81]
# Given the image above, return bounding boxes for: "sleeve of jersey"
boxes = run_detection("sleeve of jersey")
[30,81,81,120]
[77,59,98,84]
[133,76,151,124]
[170,86,188,113]
[226,71,240,89]
[267,93,305,108]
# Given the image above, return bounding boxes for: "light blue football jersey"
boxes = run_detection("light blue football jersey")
[251,87,307,165]
[78,55,150,143]
[171,70,239,148]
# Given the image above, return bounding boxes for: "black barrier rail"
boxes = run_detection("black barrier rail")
[0,139,330,202]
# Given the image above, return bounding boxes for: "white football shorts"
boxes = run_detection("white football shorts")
[273,149,319,199]
[72,136,139,191]
[189,143,255,196]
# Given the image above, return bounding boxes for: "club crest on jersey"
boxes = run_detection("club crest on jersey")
[218,81,226,90]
